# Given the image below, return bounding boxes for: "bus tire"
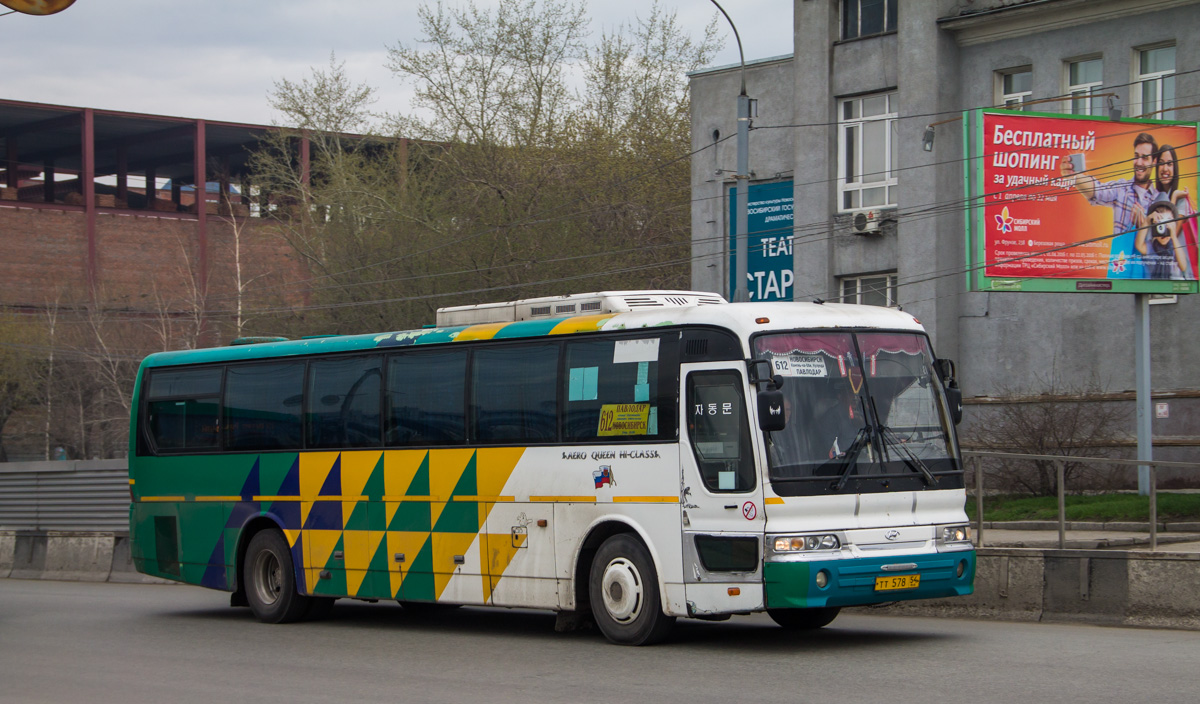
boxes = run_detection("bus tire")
[245,530,310,624]
[588,534,674,645]
[766,606,840,630]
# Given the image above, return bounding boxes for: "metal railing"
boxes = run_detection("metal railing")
[963,451,1200,550]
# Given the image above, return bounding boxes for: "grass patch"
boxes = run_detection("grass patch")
[965,493,1200,523]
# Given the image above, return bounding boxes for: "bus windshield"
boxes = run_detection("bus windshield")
[753,331,961,496]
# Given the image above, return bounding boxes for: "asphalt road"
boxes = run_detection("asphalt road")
[1,579,1197,704]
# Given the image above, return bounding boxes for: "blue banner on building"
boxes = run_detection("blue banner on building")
[728,180,794,301]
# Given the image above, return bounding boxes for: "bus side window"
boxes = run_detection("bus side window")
[686,371,755,493]
[472,343,559,444]
[386,350,467,446]
[307,355,382,449]
[563,337,663,442]
[143,367,222,453]
[224,362,305,451]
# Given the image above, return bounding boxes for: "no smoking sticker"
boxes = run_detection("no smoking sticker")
[742,501,757,520]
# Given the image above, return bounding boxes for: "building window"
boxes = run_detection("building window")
[837,92,897,212]
[842,0,896,40]
[999,69,1033,110]
[1135,45,1175,119]
[840,273,897,307]
[1067,58,1103,115]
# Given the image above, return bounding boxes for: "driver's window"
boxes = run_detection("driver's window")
[686,371,756,493]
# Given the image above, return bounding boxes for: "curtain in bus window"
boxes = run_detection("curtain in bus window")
[563,337,661,441]
[307,355,382,449]
[386,350,467,446]
[856,333,951,459]
[224,362,305,451]
[472,344,558,443]
[144,368,221,451]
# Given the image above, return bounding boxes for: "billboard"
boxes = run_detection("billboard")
[728,180,794,301]
[965,109,1198,294]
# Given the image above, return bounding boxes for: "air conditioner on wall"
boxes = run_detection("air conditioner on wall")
[852,209,881,235]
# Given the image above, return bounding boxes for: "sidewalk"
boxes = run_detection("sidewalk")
[979,522,1200,551]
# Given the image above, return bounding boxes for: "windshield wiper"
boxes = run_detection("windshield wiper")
[813,425,872,492]
[877,425,937,486]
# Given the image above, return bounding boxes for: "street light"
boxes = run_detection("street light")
[709,0,752,302]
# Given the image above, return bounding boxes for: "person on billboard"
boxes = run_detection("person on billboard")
[1155,144,1198,279]
[1061,132,1160,279]
[1136,194,1191,280]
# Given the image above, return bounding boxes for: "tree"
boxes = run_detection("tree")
[963,373,1131,495]
[0,313,45,462]
[252,0,721,336]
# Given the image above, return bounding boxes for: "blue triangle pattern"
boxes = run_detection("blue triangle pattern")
[239,458,260,501]
[200,536,227,589]
[318,455,342,496]
[276,456,301,496]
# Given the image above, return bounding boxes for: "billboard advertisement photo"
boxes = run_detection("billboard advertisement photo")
[966,109,1198,294]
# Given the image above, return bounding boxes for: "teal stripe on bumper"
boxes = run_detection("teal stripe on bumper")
[764,550,975,609]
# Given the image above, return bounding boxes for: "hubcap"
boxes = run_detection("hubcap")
[252,549,283,606]
[600,557,643,624]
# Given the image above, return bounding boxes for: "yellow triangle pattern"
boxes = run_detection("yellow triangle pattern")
[429,449,474,526]
[384,450,427,496]
[305,529,342,590]
[299,452,339,527]
[341,450,382,497]
[343,529,385,596]
[475,447,524,497]
[481,532,526,603]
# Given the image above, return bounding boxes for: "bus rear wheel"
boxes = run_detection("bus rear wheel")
[245,530,310,624]
[767,606,840,630]
[588,534,674,645]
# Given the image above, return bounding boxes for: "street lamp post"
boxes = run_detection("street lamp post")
[710,0,752,302]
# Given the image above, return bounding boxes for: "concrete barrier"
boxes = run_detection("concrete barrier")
[0,530,14,578]
[0,530,171,584]
[874,547,1200,630]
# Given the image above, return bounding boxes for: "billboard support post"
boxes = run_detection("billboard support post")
[1135,293,1153,495]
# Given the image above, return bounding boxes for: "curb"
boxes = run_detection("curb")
[865,547,1200,630]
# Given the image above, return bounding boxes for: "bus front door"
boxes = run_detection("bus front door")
[679,363,766,616]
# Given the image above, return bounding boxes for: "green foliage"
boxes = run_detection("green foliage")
[965,493,1200,523]
[252,0,722,336]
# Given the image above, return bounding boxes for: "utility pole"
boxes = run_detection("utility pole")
[710,0,752,302]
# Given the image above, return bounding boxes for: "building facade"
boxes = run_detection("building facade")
[690,0,1200,460]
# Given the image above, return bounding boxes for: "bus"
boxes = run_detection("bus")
[128,290,974,645]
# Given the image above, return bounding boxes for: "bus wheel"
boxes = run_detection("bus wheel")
[588,534,675,645]
[766,606,840,630]
[245,530,310,624]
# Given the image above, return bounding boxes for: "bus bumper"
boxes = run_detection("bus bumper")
[764,550,975,609]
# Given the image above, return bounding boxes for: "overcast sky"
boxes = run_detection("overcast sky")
[0,0,793,126]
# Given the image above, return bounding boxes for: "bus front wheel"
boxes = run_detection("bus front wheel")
[588,534,675,645]
[245,530,310,623]
[766,606,840,630]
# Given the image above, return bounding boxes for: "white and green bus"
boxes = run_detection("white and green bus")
[129,290,974,645]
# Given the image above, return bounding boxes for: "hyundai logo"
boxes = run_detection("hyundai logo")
[885,530,900,541]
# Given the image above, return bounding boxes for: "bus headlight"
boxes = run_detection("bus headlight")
[772,534,840,553]
[938,525,971,544]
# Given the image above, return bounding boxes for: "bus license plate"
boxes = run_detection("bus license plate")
[875,574,920,591]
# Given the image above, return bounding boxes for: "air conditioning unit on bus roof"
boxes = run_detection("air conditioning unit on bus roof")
[436,290,728,327]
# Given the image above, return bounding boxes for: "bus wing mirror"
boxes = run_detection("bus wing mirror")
[944,384,963,425]
[758,388,786,432]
